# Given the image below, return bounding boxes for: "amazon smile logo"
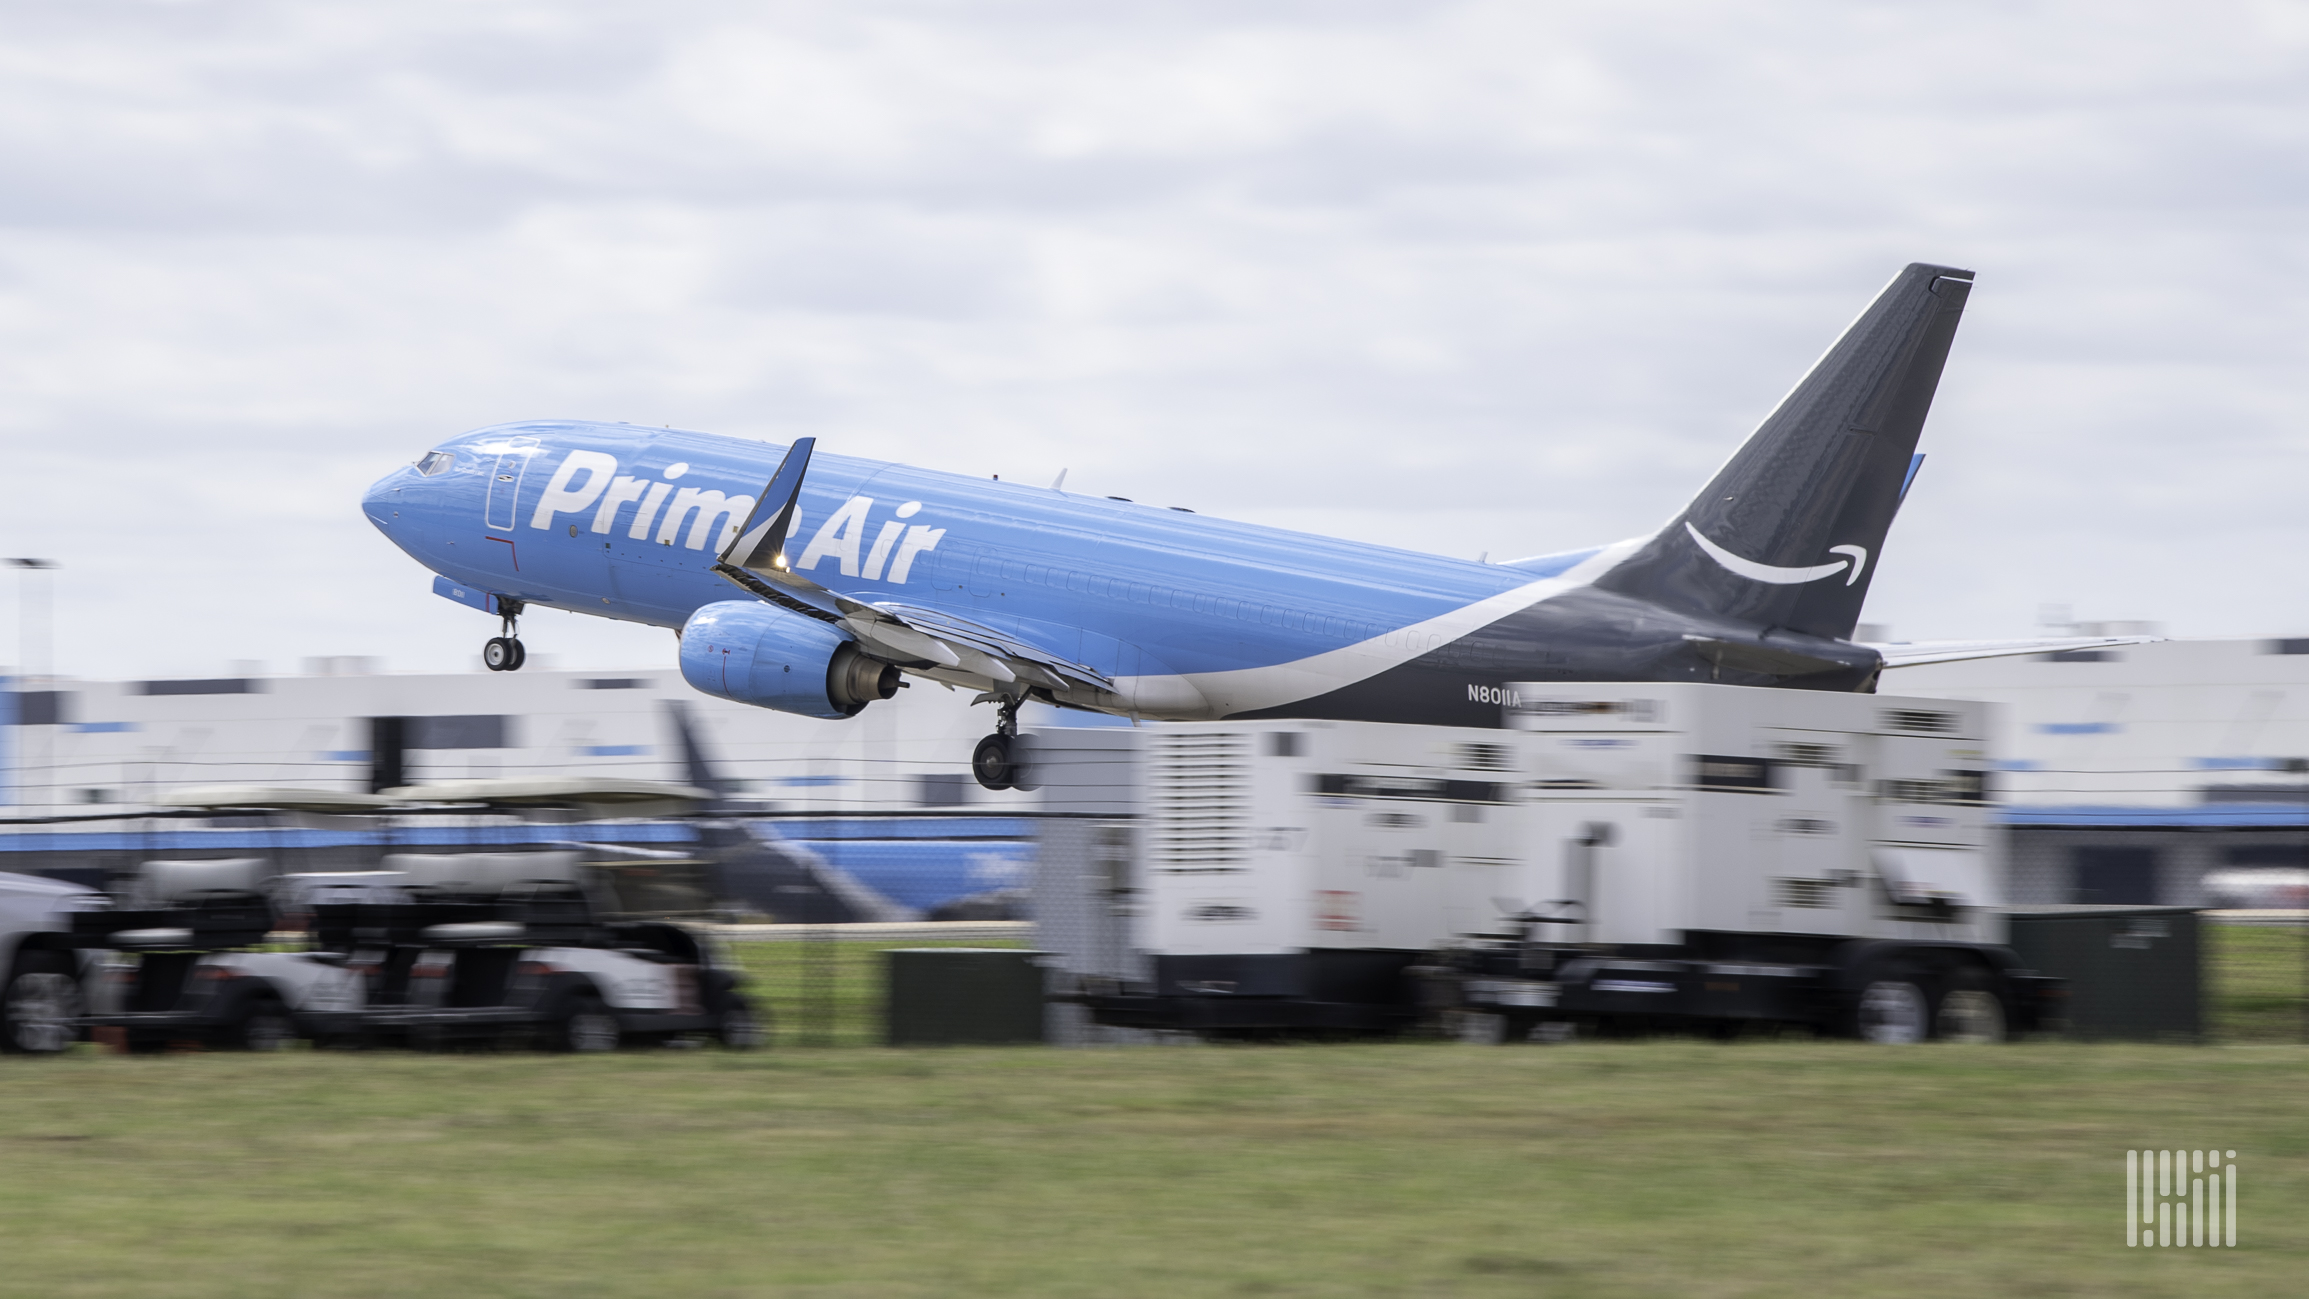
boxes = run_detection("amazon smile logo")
[1685,522,1869,586]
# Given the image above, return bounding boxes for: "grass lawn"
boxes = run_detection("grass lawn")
[3,1042,2303,1297]
[2208,923,2309,1044]
[726,925,2309,1048]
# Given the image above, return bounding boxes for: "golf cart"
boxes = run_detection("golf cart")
[69,786,401,1051]
[339,778,762,1052]
[73,856,367,1051]
[332,850,760,1051]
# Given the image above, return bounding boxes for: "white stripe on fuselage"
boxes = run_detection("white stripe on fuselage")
[1099,536,1649,719]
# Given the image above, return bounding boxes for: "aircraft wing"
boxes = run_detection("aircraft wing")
[712,440,1114,695]
[844,600,1114,693]
[1869,635,2161,668]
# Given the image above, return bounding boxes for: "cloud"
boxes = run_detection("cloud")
[2,0,2306,679]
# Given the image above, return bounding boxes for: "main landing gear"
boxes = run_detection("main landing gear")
[483,598,527,672]
[971,693,1025,792]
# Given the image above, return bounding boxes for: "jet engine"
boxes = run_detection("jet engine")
[678,600,900,720]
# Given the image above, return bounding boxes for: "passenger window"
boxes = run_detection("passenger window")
[414,451,455,476]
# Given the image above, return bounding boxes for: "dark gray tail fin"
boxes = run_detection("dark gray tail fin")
[661,699,735,801]
[1595,262,1972,640]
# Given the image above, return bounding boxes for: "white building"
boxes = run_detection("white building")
[7,633,2304,907]
[0,662,1066,815]
[1893,635,2309,906]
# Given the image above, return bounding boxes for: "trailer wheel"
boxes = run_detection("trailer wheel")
[547,993,620,1053]
[1933,969,2007,1044]
[220,990,293,1052]
[1854,979,1930,1045]
[715,994,766,1050]
[1452,1010,1508,1044]
[3,955,82,1055]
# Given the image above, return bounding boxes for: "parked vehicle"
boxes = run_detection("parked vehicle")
[324,852,763,1052]
[1057,688,2061,1043]
[53,779,763,1054]
[75,858,358,1051]
[1,870,109,1054]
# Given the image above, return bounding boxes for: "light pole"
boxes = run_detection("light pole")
[9,558,58,813]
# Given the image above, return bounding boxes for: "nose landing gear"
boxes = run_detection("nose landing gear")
[971,693,1026,791]
[483,598,528,672]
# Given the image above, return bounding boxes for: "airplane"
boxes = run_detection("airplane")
[362,262,2150,791]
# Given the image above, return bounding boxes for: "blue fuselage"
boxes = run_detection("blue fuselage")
[364,421,1616,724]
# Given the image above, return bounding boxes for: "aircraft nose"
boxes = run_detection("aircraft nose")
[362,468,410,533]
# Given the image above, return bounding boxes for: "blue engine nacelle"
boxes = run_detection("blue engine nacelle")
[678,600,901,720]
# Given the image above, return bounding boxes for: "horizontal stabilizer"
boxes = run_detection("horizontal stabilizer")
[1871,635,2161,668]
[1681,633,1869,678]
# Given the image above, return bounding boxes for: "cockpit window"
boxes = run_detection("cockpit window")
[414,451,455,476]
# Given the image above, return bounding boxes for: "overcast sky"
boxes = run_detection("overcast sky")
[4,1,2306,681]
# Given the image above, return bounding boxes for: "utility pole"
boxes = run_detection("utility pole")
[9,558,58,813]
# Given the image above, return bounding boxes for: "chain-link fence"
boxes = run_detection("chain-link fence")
[2207,913,2309,1044]
[7,801,2307,1047]
[711,920,1029,1047]
[0,801,1130,1049]
[712,810,1140,1047]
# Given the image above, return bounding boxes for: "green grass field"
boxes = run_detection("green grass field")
[3,1042,2303,1297]
[4,924,2296,1294]
[2208,923,2309,1043]
[725,923,2309,1048]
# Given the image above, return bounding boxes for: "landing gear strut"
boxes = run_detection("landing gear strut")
[971,693,1024,791]
[483,598,527,672]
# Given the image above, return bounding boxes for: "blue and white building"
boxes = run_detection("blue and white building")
[0,660,1065,915]
[6,633,2305,909]
[1894,634,2309,907]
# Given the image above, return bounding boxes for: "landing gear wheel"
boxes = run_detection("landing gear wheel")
[3,957,82,1055]
[972,733,1015,791]
[483,597,529,672]
[1854,979,1930,1044]
[971,692,1028,791]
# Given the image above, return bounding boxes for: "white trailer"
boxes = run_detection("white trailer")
[1069,685,2058,1041]
[1471,682,2042,1042]
[1073,720,1529,1033]
[1507,683,2001,945]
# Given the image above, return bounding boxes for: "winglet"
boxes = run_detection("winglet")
[719,437,816,575]
[709,437,847,625]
